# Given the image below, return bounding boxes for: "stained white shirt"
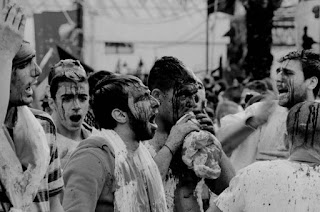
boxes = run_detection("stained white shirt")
[215,160,320,212]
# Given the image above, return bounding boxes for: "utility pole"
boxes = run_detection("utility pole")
[206,7,209,74]
[75,0,83,59]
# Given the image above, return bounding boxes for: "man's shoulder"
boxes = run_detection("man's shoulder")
[76,136,116,159]
[29,108,54,125]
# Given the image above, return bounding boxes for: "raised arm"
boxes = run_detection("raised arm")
[0,2,25,123]
[153,114,200,179]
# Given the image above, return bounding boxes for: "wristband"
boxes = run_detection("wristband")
[163,144,174,156]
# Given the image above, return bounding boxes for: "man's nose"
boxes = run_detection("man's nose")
[72,99,81,110]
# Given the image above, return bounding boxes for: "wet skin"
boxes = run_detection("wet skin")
[52,82,89,132]
[127,81,160,141]
[10,58,41,106]
[276,59,308,109]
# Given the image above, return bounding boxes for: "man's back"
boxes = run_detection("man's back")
[215,160,320,212]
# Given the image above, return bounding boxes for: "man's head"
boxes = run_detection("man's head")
[276,50,320,109]
[10,41,41,106]
[195,77,207,111]
[148,56,198,128]
[93,74,160,141]
[240,80,268,107]
[48,59,89,132]
[287,101,320,154]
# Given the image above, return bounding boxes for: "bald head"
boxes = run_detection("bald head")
[287,101,320,153]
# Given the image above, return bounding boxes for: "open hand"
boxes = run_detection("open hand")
[0,2,25,60]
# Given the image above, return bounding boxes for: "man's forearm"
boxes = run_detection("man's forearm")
[206,151,235,194]
[0,57,12,124]
[153,146,173,180]
[219,123,256,155]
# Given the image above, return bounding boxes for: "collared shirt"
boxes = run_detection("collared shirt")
[0,108,64,212]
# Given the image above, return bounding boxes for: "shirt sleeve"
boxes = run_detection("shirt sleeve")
[62,147,114,212]
[214,168,250,212]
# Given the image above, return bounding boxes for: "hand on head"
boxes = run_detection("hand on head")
[0,1,25,60]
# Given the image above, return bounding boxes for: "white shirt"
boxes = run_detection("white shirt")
[218,102,288,172]
[215,160,320,212]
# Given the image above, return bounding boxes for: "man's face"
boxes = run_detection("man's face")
[52,81,89,132]
[276,59,307,108]
[160,82,198,125]
[127,81,160,141]
[10,58,41,106]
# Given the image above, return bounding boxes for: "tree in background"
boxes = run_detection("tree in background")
[242,0,283,80]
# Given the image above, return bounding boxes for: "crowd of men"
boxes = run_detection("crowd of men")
[1,2,320,212]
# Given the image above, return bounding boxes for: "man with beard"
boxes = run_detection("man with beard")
[217,50,320,172]
[48,59,91,168]
[62,74,167,212]
[0,3,64,211]
[145,56,235,212]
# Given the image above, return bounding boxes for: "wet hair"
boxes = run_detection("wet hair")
[88,70,115,97]
[147,56,196,92]
[92,74,141,129]
[279,50,320,96]
[49,59,88,99]
[287,101,320,152]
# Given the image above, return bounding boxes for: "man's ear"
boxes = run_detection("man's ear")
[307,76,318,91]
[111,108,127,124]
[48,97,56,111]
[151,88,162,103]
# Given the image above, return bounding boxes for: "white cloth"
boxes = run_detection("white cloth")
[0,106,50,211]
[99,129,167,212]
[218,102,288,172]
[215,160,320,212]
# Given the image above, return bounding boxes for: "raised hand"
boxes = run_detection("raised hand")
[0,2,25,60]
[165,113,200,154]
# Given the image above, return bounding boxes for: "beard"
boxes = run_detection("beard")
[279,89,308,109]
[127,111,154,141]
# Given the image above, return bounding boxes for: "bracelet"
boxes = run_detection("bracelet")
[163,144,174,156]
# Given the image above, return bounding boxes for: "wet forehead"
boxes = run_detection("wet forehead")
[175,83,198,95]
[127,82,149,100]
[56,82,89,96]
[279,59,303,74]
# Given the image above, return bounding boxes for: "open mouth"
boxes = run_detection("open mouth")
[70,115,82,122]
[148,114,158,129]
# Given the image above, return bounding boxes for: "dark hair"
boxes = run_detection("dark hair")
[222,86,243,104]
[88,70,115,97]
[147,56,196,92]
[49,59,88,99]
[92,74,141,129]
[279,50,320,96]
[287,101,320,151]
[245,80,268,94]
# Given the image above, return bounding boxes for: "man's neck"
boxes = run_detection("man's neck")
[56,124,83,141]
[114,126,140,151]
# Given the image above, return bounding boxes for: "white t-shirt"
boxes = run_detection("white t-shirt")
[215,160,320,212]
[218,102,288,172]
